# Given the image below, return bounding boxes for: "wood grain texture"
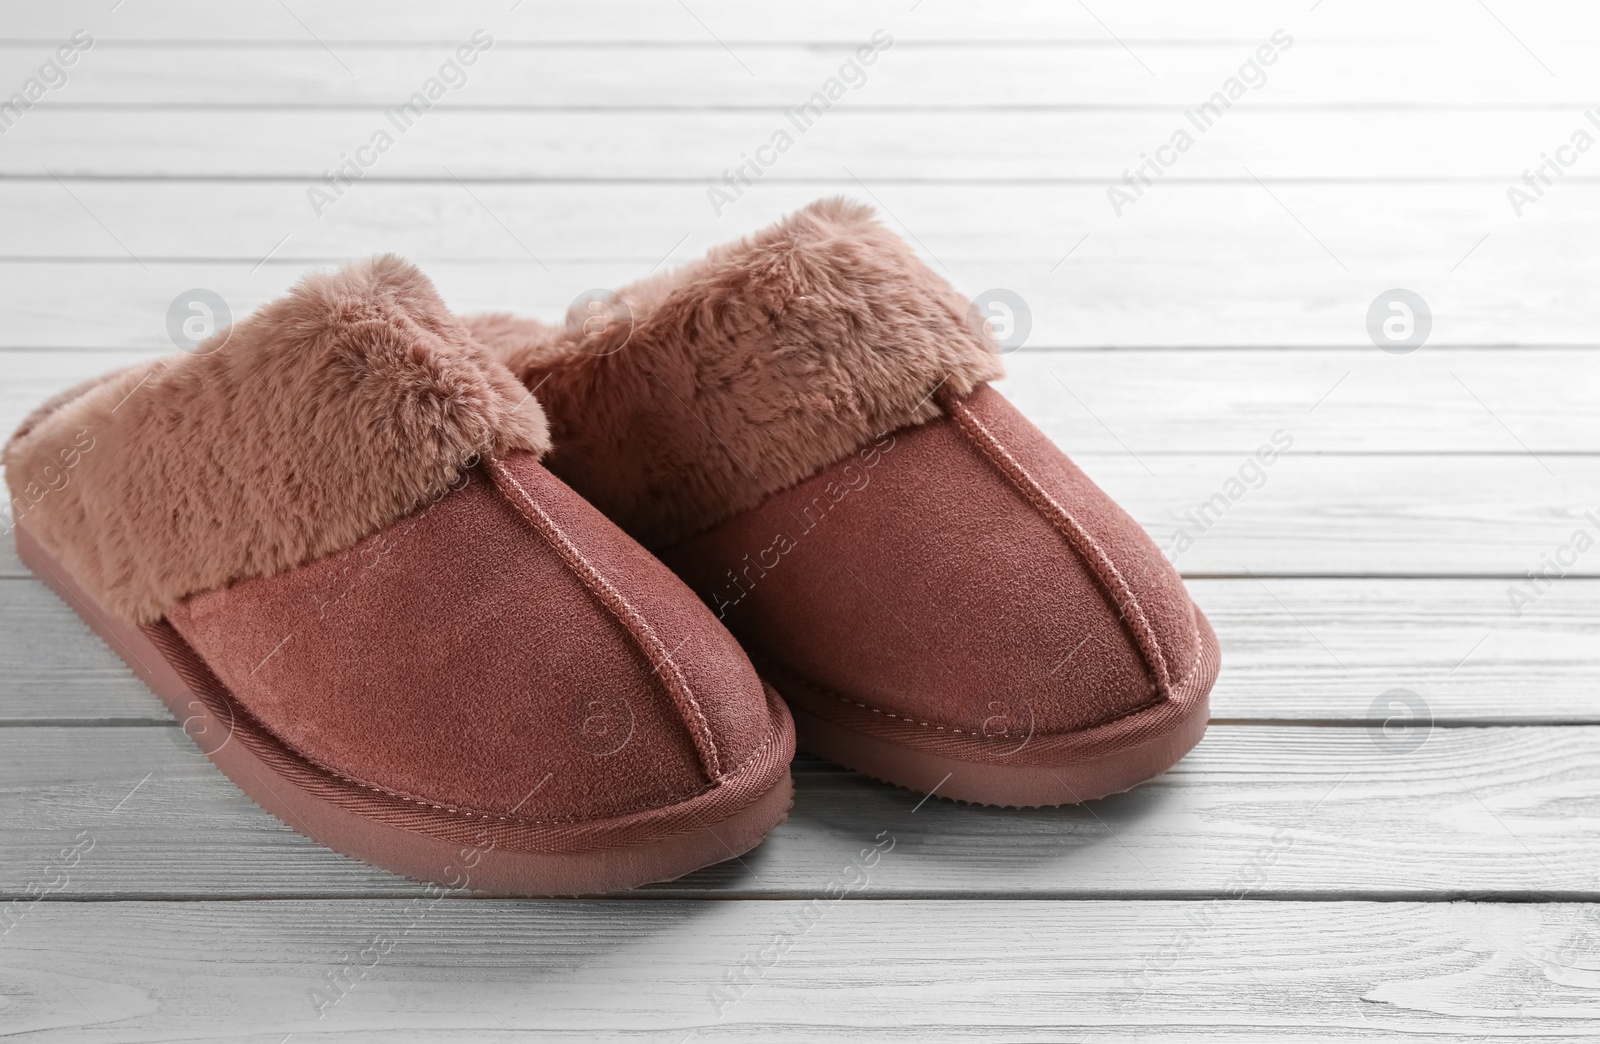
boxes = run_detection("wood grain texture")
[0,208,1587,348]
[2,899,1598,1040]
[6,41,1600,108]
[1,726,1596,899]
[0,181,1566,271]
[6,108,1597,181]
[3,0,1596,48]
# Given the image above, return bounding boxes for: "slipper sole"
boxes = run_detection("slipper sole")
[769,611,1218,808]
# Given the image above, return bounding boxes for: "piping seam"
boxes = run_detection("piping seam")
[762,659,1169,742]
[488,459,725,780]
[945,395,1175,697]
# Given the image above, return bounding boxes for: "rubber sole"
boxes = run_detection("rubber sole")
[18,524,794,895]
[773,612,1219,807]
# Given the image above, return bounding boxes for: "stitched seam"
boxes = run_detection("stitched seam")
[279,718,784,826]
[488,459,724,780]
[764,661,1167,741]
[946,397,1174,697]
[1171,614,1210,696]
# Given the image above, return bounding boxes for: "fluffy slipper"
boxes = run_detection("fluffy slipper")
[466,200,1217,807]
[5,256,794,893]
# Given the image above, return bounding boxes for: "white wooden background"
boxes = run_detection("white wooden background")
[3,1,1600,1040]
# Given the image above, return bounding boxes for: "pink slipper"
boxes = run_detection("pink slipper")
[4,256,793,893]
[467,200,1218,807]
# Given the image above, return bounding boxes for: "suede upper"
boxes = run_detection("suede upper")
[660,386,1201,741]
[167,454,774,820]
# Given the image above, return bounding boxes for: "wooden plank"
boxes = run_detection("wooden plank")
[0,0,1529,42]
[2,0,1575,44]
[0,179,1577,286]
[8,575,1597,725]
[1087,453,1600,575]
[4,108,1595,180]
[1197,578,1600,723]
[0,579,169,722]
[6,452,1598,577]
[1003,351,1600,454]
[0,236,1595,350]
[7,40,1600,107]
[6,348,1597,454]
[0,175,1584,351]
[2,899,1598,1039]
[1,725,1598,899]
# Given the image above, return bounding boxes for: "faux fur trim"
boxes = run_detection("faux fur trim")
[4,255,551,623]
[466,198,1004,548]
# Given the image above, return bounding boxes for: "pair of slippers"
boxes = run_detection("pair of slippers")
[5,200,1218,895]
